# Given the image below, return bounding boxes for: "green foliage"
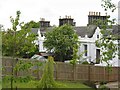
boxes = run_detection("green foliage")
[96,34,117,66]
[2,80,94,89]
[14,59,43,75]
[82,61,89,65]
[2,11,38,58]
[3,75,35,84]
[14,60,33,72]
[95,0,117,66]
[3,58,43,89]
[70,34,79,65]
[44,24,79,61]
[99,85,109,90]
[38,56,57,88]
[24,20,40,28]
[101,0,116,12]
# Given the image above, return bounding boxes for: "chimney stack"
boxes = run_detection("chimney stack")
[88,11,108,25]
[59,15,75,26]
[40,18,50,27]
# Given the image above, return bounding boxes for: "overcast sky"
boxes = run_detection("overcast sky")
[0,0,119,29]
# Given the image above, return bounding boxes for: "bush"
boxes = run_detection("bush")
[99,85,110,90]
[100,81,108,85]
[82,61,89,64]
[99,81,110,90]
[38,56,57,88]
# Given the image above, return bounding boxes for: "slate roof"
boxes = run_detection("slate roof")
[40,26,54,33]
[31,28,39,34]
[111,25,120,35]
[74,25,97,38]
[32,25,119,39]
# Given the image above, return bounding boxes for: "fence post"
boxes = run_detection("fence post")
[118,67,120,88]
[88,65,91,81]
[73,64,76,81]
[37,64,39,80]
[54,63,58,80]
[104,67,105,82]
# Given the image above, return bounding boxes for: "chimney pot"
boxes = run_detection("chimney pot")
[94,12,95,16]
[96,12,98,16]
[99,12,101,16]
[105,12,107,16]
[59,16,61,19]
[65,15,67,18]
[92,12,94,15]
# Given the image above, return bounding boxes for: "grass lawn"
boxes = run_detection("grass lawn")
[0,82,1,90]
[2,80,95,89]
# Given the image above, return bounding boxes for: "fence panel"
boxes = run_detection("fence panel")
[2,57,119,82]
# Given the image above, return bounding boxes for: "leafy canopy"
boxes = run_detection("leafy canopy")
[95,0,118,66]
[43,24,79,61]
[2,11,38,58]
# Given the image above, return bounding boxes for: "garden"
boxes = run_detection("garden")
[2,56,96,89]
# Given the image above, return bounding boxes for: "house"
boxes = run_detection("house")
[34,12,119,67]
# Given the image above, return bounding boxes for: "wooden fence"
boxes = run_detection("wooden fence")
[2,57,120,82]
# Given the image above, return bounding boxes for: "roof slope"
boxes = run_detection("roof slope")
[37,25,119,38]
[75,25,97,38]
[31,28,39,34]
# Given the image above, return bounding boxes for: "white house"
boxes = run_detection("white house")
[35,13,120,67]
[77,26,119,67]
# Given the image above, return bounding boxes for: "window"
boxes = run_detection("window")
[96,49,100,64]
[97,35,99,38]
[41,33,44,37]
[84,45,87,56]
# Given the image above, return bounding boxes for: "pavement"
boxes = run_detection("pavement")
[105,81,120,90]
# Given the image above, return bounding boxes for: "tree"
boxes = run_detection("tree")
[24,20,40,28]
[2,11,38,58]
[95,0,118,66]
[38,56,57,88]
[43,24,79,62]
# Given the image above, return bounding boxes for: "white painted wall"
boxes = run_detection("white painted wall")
[78,27,119,67]
[38,29,46,52]
[78,27,101,63]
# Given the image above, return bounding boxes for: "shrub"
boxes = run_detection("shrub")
[82,61,89,64]
[38,56,57,88]
[99,85,110,90]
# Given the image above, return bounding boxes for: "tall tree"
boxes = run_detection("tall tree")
[95,0,118,66]
[2,11,38,58]
[43,24,79,62]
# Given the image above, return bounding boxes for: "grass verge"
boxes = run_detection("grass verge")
[2,80,95,89]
